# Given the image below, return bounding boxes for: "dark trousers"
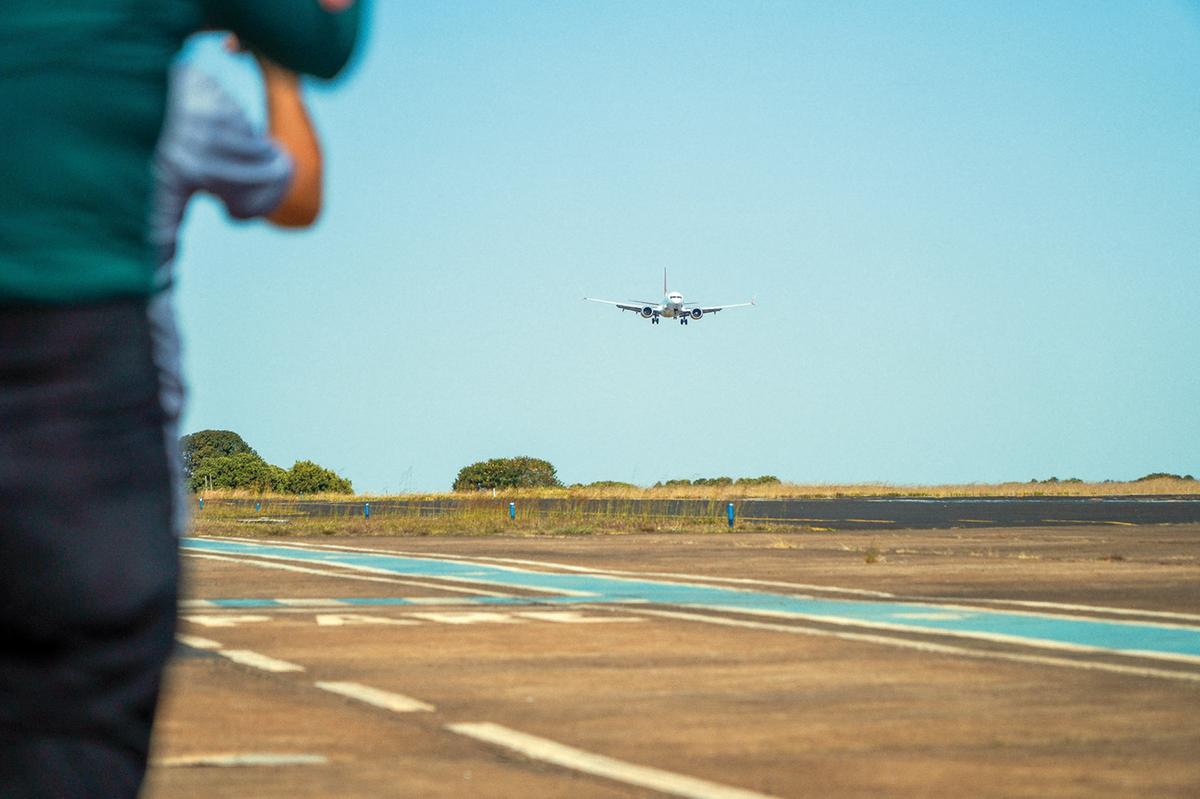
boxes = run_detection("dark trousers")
[0,300,179,797]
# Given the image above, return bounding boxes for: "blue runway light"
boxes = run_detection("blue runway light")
[727,502,735,528]
[364,502,370,519]
[509,501,516,520]
[199,497,204,511]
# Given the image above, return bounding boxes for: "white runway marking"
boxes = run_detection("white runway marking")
[176,634,222,650]
[316,681,434,713]
[514,611,644,624]
[448,722,780,799]
[289,542,1200,624]
[692,604,1200,665]
[314,613,420,626]
[192,537,1200,667]
[628,608,1200,683]
[154,753,327,768]
[181,598,478,611]
[947,597,1200,624]
[184,614,271,628]
[184,551,512,597]
[218,649,305,673]
[187,547,596,597]
[408,611,522,625]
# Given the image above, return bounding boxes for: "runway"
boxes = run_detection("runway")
[147,526,1200,798]
[184,537,1200,667]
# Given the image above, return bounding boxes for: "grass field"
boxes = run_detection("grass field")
[196,476,1200,504]
[191,499,754,538]
[189,476,1200,539]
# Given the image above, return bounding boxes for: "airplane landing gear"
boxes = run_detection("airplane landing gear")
[651,317,659,325]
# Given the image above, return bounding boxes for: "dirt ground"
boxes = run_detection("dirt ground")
[145,525,1200,798]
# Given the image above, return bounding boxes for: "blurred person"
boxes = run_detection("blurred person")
[0,2,364,796]
[151,39,327,533]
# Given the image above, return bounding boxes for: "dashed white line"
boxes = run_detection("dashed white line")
[314,613,420,627]
[448,722,780,799]
[183,614,271,628]
[218,649,305,673]
[315,681,435,713]
[175,634,222,650]
[514,611,644,624]
[407,611,522,625]
[154,753,327,768]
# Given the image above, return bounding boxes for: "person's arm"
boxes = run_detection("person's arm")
[203,0,365,81]
[258,56,322,227]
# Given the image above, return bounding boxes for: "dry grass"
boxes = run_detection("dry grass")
[187,477,1199,538]
[197,476,1200,504]
[188,498,747,539]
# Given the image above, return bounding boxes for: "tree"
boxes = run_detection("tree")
[180,430,257,480]
[188,451,279,493]
[453,456,561,491]
[286,460,353,494]
[181,429,352,494]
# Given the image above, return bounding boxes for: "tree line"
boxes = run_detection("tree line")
[181,430,352,494]
[451,457,781,492]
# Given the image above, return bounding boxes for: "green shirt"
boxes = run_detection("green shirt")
[0,0,363,304]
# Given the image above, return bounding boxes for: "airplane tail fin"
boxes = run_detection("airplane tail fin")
[663,268,668,295]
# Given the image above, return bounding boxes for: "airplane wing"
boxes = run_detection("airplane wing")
[584,298,657,314]
[691,298,757,315]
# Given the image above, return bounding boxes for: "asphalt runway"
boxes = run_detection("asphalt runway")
[203,496,1200,529]
[147,526,1200,798]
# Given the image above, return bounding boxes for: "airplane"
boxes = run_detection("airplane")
[584,270,755,325]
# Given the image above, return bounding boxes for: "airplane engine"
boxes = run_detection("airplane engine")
[690,307,703,320]
[640,307,654,319]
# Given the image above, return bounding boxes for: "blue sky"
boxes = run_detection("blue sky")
[176,2,1200,493]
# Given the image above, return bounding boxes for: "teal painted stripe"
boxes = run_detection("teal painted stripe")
[210,598,284,608]
[183,538,1200,660]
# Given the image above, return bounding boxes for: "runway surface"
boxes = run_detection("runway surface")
[184,537,1200,664]
[148,526,1200,798]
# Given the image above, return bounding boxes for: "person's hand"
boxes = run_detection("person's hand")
[225,34,299,86]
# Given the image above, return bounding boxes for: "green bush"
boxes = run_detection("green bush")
[735,475,781,486]
[182,429,352,494]
[188,451,278,492]
[693,476,734,487]
[453,456,561,491]
[286,460,353,494]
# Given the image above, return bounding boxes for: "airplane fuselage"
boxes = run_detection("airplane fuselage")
[659,292,684,318]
